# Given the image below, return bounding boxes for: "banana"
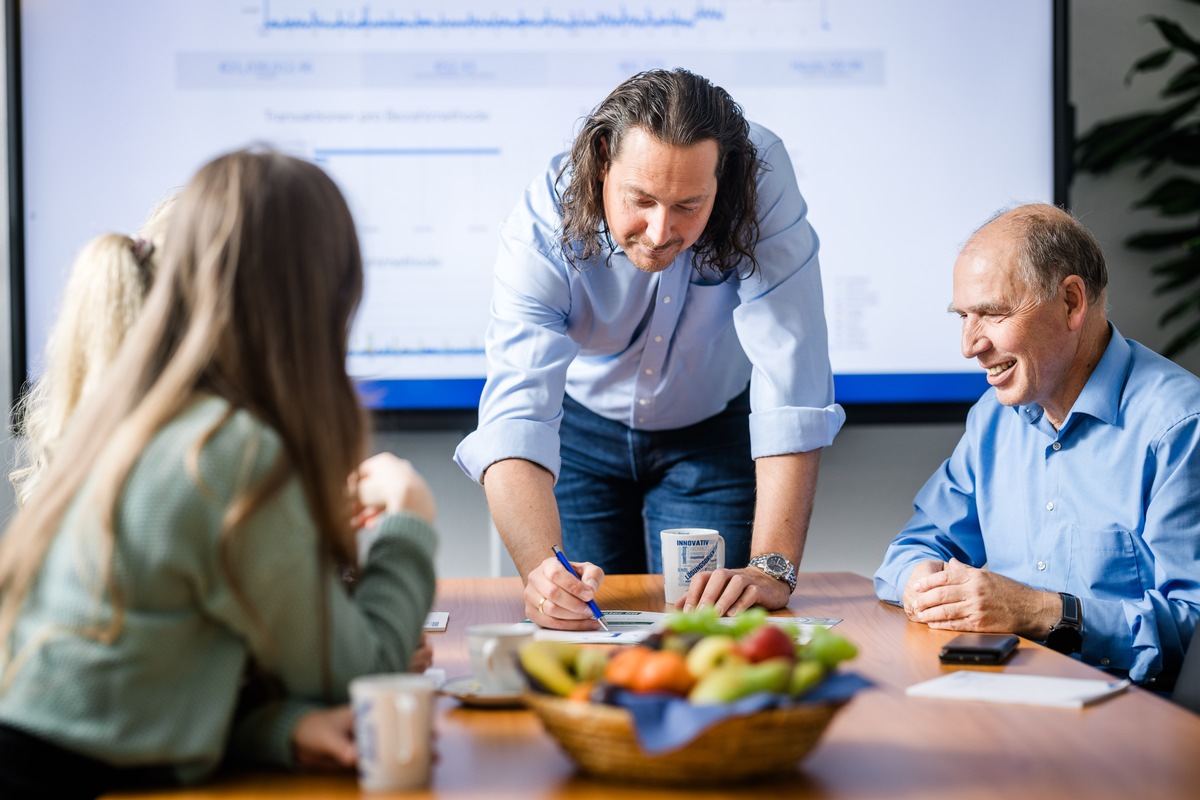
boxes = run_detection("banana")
[517,641,582,696]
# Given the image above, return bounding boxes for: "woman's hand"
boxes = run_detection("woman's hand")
[351,453,437,527]
[409,633,434,673]
[292,706,355,771]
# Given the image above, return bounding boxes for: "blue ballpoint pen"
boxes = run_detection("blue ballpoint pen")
[551,545,610,631]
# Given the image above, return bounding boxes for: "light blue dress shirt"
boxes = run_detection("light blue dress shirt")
[455,123,845,483]
[874,328,1200,683]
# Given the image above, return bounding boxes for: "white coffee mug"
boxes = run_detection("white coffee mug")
[661,528,726,603]
[350,674,436,792]
[465,623,536,694]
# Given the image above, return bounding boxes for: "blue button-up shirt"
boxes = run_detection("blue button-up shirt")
[874,328,1200,682]
[455,123,844,483]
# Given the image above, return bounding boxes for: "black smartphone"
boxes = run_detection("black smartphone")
[938,633,1019,665]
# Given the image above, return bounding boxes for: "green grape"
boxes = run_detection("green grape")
[803,626,858,669]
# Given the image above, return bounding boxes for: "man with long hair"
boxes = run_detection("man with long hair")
[456,69,843,628]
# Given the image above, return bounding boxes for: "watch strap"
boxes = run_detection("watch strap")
[1045,592,1083,655]
[748,553,797,593]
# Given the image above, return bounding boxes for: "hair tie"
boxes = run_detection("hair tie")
[131,236,155,266]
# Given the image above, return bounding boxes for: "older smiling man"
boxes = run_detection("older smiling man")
[874,203,1200,689]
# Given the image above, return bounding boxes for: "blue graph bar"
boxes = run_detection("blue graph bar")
[834,372,989,404]
[263,2,725,32]
[354,372,991,410]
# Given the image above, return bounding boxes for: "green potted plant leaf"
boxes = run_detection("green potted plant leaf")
[1075,12,1200,357]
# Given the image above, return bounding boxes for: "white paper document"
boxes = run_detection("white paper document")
[533,610,668,644]
[532,610,843,645]
[906,670,1132,709]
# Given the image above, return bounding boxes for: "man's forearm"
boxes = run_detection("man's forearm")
[750,449,822,565]
[481,458,562,580]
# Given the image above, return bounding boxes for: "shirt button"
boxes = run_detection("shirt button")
[1052,442,1062,451]
[654,335,663,343]
[638,398,648,406]
[638,417,645,424]
[663,296,672,303]
[644,368,654,376]
[1036,561,1046,571]
[1045,501,1055,511]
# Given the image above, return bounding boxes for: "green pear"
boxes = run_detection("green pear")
[573,647,609,683]
[688,657,792,705]
[788,660,825,697]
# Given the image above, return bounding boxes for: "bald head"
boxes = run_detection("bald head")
[964,203,1108,306]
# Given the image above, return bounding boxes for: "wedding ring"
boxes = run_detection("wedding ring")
[537,596,547,613]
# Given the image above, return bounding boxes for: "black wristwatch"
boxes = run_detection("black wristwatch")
[748,553,797,593]
[1044,592,1082,655]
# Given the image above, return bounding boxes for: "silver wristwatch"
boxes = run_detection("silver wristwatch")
[748,553,797,592]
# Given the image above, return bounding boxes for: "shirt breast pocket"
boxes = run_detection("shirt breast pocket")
[1068,526,1144,600]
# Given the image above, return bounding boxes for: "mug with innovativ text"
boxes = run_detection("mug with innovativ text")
[350,673,436,792]
[660,528,725,603]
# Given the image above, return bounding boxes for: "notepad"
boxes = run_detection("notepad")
[906,670,1131,709]
[423,611,449,631]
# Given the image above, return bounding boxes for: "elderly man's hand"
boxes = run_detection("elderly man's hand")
[907,558,1058,638]
[901,560,945,620]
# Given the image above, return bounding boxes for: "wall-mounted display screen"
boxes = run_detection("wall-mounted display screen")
[10,0,1066,417]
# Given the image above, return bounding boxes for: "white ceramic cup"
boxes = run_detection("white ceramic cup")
[466,623,536,694]
[661,528,726,603]
[350,674,436,792]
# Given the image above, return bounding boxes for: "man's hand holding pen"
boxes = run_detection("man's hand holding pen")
[525,549,608,631]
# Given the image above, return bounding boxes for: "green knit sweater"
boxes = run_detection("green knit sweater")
[0,396,437,784]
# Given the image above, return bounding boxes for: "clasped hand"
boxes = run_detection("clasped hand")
[902,558,1051,636]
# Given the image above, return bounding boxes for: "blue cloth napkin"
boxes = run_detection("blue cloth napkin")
[617,671,873,754]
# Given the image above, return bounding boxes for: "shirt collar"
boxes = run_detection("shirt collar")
[1015,323,1129,429]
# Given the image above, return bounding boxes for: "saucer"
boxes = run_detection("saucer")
[440,675,525,709]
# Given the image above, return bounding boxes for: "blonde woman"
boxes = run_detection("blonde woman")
[10,195,175,506]
[0,149,437,797]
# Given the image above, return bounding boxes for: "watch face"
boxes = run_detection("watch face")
[765,555,787,575]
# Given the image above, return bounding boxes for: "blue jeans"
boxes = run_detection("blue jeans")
[554,389,755,574]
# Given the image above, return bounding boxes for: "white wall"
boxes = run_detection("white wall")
[3,1,1198,582]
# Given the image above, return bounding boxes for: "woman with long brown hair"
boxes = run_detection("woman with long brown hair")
[0,148,437,797]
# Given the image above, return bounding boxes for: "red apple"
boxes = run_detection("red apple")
[735,624,796,664]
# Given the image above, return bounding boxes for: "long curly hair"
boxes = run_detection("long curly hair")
[557,68,763,278]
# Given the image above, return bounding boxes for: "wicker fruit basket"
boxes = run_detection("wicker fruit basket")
[523,691,845,785]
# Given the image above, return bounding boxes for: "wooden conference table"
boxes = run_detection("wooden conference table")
[110,572,1200,799]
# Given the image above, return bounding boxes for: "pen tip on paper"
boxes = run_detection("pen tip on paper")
[597,617,610,632]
